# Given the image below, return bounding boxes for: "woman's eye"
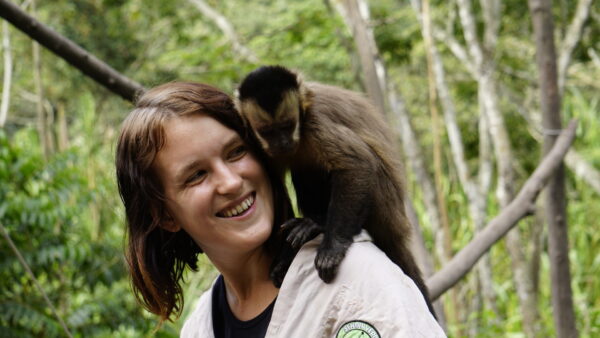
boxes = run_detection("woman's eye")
[186,170,207,184]
[228,145,247,160]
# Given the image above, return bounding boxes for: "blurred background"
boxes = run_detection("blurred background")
[0,0,599,336]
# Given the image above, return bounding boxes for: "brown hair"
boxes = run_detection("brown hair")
[115,82,291,323]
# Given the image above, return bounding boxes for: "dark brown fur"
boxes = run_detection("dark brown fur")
[236,66,435,316]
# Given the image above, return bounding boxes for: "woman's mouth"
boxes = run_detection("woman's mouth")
[217,193,255,218]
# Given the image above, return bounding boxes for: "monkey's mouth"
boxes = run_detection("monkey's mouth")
[216,193,256,218]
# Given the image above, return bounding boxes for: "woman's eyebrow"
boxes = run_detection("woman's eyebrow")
[173,134,242,184]
[174,159,203,184]
[222,134,242,151]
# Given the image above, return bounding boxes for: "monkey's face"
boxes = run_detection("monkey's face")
[240,91,301,157]
[241,92,302,157]
[253,117,299,157]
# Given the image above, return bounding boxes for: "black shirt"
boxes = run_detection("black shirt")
[212,275,276,338]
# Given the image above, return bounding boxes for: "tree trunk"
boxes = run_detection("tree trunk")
[419,0,460,327]
[421,0,452,264]
[31,0,53,159]
[454,0,541,332]
[0,21,11,127]
[335,0,387,116]
[528,0,578,336]
[57,102,69,151]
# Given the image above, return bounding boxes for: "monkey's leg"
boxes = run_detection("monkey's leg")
[315,169,373,283]
[270,218,323,287]
[269,242,295,288]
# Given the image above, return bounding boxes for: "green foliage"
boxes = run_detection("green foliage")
[1,0,599,336]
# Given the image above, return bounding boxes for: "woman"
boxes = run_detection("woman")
[116,82,444,337]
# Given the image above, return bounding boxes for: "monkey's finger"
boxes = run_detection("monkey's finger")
[283,218,323,249]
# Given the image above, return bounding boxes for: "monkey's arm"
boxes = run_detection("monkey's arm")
[309,125,378,282]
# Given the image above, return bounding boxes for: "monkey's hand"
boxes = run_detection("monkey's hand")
[315,237,352,283]
[281,217,323,249]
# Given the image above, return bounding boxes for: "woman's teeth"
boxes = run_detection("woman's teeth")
[220,195,254,217]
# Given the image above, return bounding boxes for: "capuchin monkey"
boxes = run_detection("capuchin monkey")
[235,65,435,316]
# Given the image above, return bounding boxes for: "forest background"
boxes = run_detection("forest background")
[0,0,599,337]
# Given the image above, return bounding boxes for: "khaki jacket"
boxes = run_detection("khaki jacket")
[181,231,446,337]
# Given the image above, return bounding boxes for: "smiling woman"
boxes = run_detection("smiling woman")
[153,113,275,269]
[115,82,293,331]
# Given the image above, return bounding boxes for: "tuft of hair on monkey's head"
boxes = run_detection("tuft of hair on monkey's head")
[237,65,301,117]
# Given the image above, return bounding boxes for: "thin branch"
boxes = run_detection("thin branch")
[500,83,600,196]
[187,0,258,63]
[0,222,73,337]
[427,120,578,300]
[557,0,593,94]
[456,0,483,70]
[565,150,600,195]
[0,0,144,101]
[589,48,600,69]
[432,27,477,78]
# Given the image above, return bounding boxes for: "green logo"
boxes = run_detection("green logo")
[336,321,381,338]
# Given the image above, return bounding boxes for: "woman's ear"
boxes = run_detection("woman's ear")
[161,211,181,232]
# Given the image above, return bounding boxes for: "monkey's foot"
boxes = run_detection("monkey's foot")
[314,239,351,283]
[281,217,323,249]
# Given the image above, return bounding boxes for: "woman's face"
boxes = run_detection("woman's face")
[153,114,274,260]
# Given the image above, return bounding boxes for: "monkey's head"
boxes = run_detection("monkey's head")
[235,65,309,157]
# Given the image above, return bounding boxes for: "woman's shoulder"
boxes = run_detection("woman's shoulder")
[331,232,429,301]
[180,278,216,338]
[293,231,416,287]
[268,231,446,337]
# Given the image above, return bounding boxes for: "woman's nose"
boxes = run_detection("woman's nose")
[214,163,243,195]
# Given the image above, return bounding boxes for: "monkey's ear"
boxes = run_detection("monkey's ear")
[233,88,243,115]
[296,72,312,111]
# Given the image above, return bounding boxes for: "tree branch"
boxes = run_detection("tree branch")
[0,222,73,337]
[0,0,145,101]
[427,120,578,300]
[557,0,593,95]
[187,0,258,63]
[456,0,483,70]
[432,27,477,78]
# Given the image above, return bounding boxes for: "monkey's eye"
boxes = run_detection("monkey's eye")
[280,120,295,129]
[279,121,295,133]
[258,127,276,139]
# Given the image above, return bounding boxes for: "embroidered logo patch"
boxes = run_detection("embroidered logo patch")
[336,320,380,338]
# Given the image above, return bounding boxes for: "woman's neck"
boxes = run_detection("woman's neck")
[212,247,279,321]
